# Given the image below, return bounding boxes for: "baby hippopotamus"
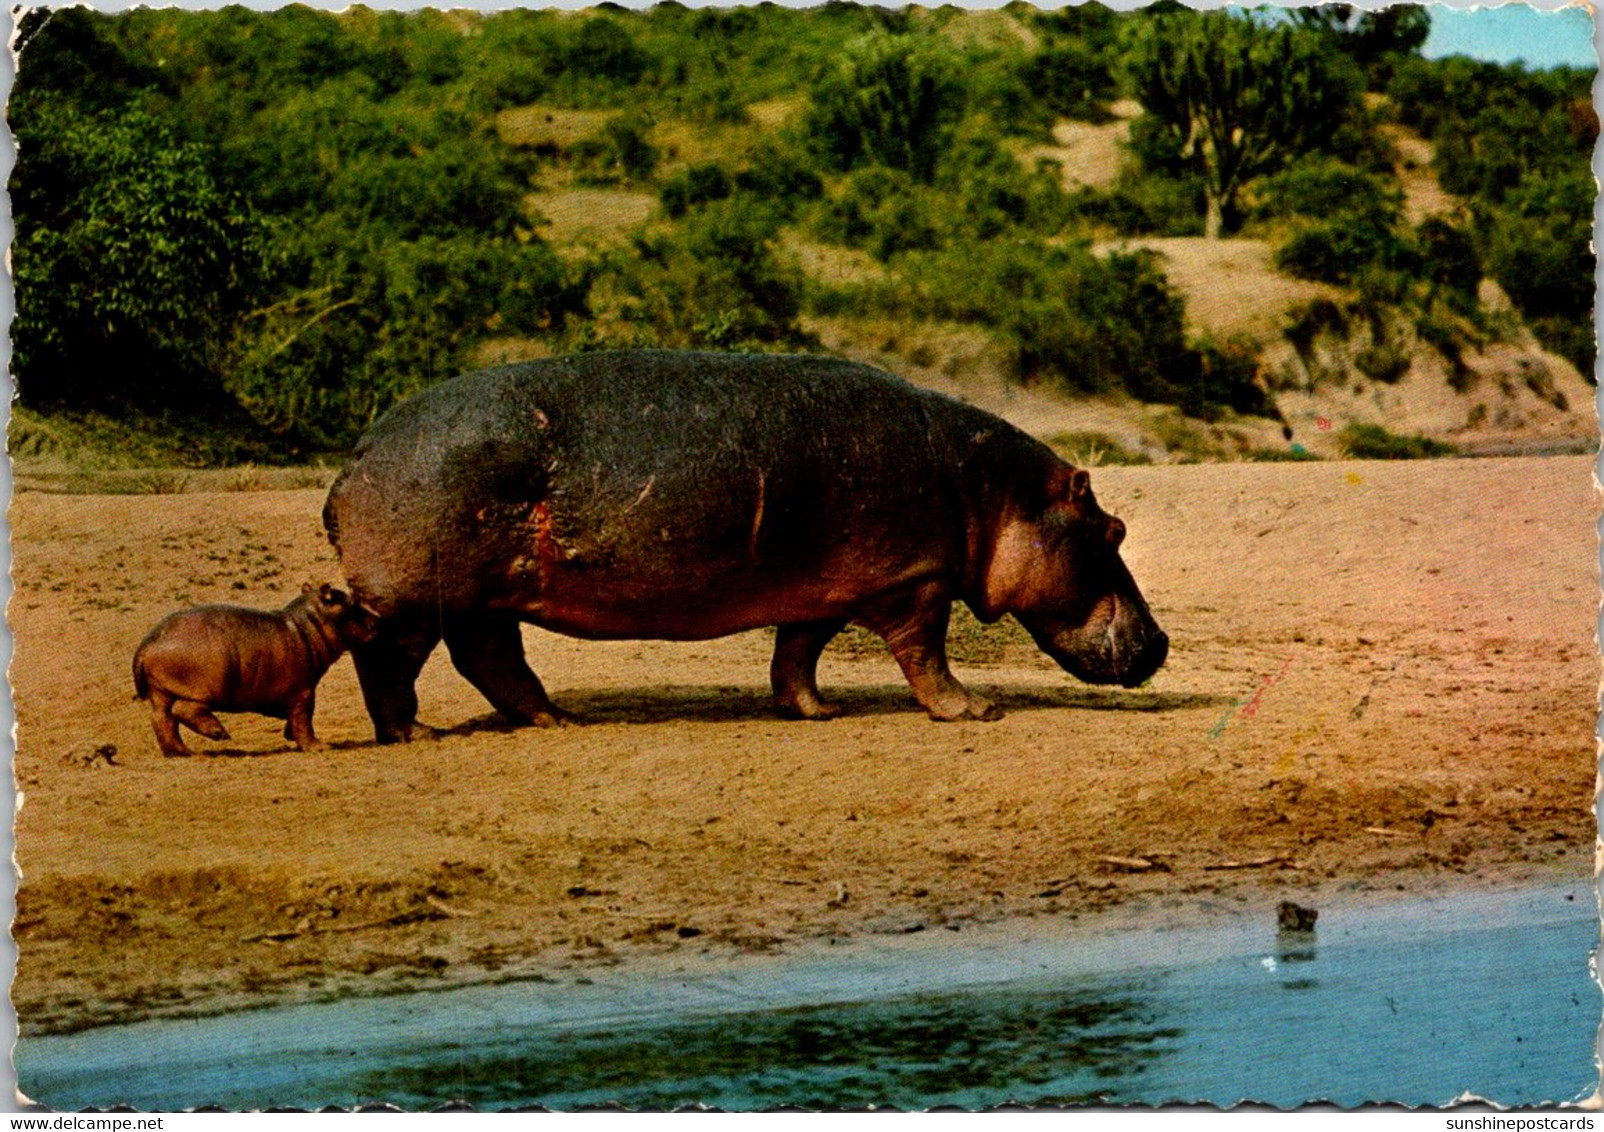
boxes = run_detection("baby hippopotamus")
[132,583,376,757]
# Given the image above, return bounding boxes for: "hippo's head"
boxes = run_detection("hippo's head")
[980,466,1167,689]
[301,582,382,647]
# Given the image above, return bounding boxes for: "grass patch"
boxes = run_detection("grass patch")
[1338,422,1456,460]
[1049,431,1151,467]
[814,604,1037,668]
[1250,447,1323,462]
[1147,408,1231,463]
[133,470,190,495]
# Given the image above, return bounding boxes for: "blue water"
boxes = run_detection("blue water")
[17,885,1599,1110]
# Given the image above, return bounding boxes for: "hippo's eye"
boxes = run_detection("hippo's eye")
[1106,518,1126,549]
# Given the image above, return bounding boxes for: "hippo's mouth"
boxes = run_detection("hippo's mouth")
[1021,609,1169,689]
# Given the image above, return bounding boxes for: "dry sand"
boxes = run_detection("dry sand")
[10,456,1597,1035]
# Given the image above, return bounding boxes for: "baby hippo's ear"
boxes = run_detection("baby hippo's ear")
[318,583,343,605]
[302,581,317,596]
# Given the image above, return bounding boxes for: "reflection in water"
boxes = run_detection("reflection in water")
[354,983,1182,1110]
[1274,926,1320,991]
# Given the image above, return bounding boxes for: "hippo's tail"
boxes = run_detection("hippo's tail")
[132,650,149,701]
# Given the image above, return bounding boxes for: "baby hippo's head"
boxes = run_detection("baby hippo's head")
[298,582,380,648]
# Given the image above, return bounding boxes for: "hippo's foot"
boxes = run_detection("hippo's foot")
[859,584,1004,724]
[445,615,573,730]
[520,704,576,729]
[774,696,844,721]
[927,699,1005,723]
[293,737,327,752]
[771,620,847,722]
[376,720,442,744]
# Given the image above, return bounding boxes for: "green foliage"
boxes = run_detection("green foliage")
[599,196,806,351]
[229,230,585,447]
[1290,5,1429,87]
[1387,55,1596,374]
[813,134,1070,260]
[1123,9,1364,236]
[1251,155,1402,225]
[803,32,967,183]
[660,164,734,219]
[1481,168,1596,375]
[1020,43,1118,122]
[572,113,659,185]
[814,167,947,261]
[8,3,1596,462]
[814,239,1262,418]
[1275,219,1418,287]
[11,103,263,415]
[1338,422,1456,460]
[1414,217,1481,310]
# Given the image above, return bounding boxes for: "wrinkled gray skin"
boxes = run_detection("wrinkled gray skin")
[132,583,378,756]
[324,350,1168,742]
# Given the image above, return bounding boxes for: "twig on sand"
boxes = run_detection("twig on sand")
[1098,855,1170,873]
[1203,855,1298,871]
[242,907,448,945]
[1363,826,1406,837]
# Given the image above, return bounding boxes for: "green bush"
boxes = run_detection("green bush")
[569,114,658,185]
[227,230,586,448]
[1481,169,1595,375]
[601,195,806,351]
[1275,218,1418,286]
[1338,422,1455,459]
[1252,155,1402,224]
[1020,42,1117,122]
[813,166,947,261]
[803,32,966,183]
[11,103,264,415]
[731,142,825,217]
[660,163,734,219]
[1415,217,1482,309]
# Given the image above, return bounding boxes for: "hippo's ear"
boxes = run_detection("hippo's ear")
[1068,468,1091,499]
[319,583,340,604]
[302,581,316,596]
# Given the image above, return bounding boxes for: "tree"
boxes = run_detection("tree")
[1124,10,1362,237]
[1291,4,1430,84]
[804,33,967,183]
[11,103,264,413]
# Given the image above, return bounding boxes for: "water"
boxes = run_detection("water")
[17,885,1598,1110]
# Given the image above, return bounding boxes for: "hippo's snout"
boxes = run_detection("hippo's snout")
[1021,597,1168,690]
[1119,628,1168,688]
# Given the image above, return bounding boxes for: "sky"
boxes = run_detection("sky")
[1421,3,1597,69]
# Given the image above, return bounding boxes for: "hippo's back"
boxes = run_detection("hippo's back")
[325,350,1046,626]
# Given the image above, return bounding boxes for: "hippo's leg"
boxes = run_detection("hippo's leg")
[352,619,442,744]
[444,613,570,727]
[771,619,847,720]
[170,700,230,741]
[857,582,1004,722]
[284,689,323,751]
[146,690,196,757]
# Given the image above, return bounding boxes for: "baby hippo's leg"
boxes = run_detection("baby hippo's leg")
[170,700,231,741]
[147,690,197,757]
[284,689,322,751]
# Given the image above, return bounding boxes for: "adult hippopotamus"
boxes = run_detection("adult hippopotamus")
[324,350,1167,742]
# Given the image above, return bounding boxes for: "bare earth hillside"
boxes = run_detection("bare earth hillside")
[10,456,1595,1035]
